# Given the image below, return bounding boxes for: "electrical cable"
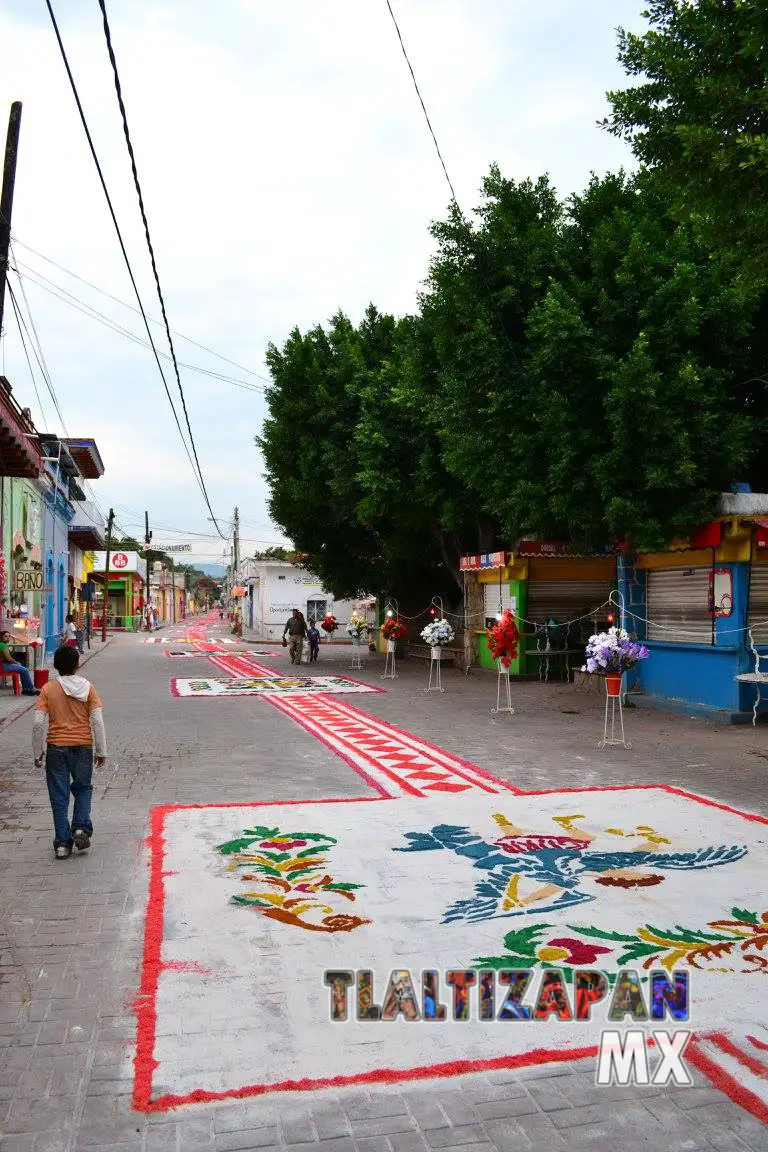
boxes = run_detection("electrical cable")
[95,0,225,538]
[12,263,266,393]
[43,0,223,536]
[10,236,272,383]
[5,281,48,431]
[6,278,68,433]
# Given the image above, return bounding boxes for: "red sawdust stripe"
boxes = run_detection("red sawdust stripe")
[139,1043,599,1113]
[687,1037,768,1127]
[709,1032,768,1078]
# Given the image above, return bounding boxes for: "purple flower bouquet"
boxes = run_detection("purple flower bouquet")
[582,627,649,675]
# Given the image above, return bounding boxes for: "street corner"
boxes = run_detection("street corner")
[133,786,768,1115]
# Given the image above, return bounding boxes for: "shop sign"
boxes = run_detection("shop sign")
[92,550,140,573]
[459,552,507,571]
[154,544,191,552]
[13,568,44,592]
[516,540,614,558]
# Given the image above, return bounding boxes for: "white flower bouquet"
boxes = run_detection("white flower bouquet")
[420,618,455,647]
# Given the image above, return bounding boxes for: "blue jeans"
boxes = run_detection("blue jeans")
[2,661,34,692]
[45,745,93,848]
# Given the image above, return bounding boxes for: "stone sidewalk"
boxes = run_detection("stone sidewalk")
[0,626,767,1152]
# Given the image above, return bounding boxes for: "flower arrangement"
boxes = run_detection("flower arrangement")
[486,609,519,668]
[420,618,455,647]
[320,614,339,634]
[380,617,407,641]
[346,613,368,640]
[582,627,649,675]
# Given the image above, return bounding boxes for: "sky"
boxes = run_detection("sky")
[0,0,648,567]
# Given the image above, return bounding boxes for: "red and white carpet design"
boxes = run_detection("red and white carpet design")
[137,622,768,1125]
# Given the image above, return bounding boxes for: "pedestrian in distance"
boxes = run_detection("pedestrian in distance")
[307,620,320,662]
[61,613,78,648]
[283,608,307,665]
[33,644,106,860]
[0,629,39,696]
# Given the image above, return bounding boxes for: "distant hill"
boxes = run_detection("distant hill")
[195,563,226,577]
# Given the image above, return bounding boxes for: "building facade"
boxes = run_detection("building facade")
[236,559,357,640]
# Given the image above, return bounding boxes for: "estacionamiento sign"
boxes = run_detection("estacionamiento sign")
[153,545,191,553]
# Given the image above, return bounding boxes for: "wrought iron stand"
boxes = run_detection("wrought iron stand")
[383,639,397,679]
[598,678,631,749]
[491,661,514,715]
[426,646,444,693]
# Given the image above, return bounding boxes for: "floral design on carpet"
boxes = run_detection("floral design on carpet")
[216,825,370,933]
[473,907,768,980]
[170,675,379,697]
[394,812,748,922]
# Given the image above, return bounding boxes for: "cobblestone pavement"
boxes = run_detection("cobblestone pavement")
[1,623,767,1152]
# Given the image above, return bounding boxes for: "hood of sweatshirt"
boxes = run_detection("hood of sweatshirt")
[58,675,91,701]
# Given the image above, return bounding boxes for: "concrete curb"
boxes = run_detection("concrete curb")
[0,636,115,735]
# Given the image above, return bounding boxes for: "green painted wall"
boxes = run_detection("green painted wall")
[474,578,527,675]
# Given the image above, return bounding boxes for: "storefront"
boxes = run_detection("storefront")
[461,546,617,675]
[0,377,44,641]
[618,496,768,721]
[90,550,145,630]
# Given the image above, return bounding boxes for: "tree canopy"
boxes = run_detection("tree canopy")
[258,2,768,599]
[606,0,768,285]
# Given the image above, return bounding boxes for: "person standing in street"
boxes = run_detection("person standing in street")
[307,620,320,662]
[32,644,106,859]
[61,614,78,648]
[0,630,39,696]
[283,609,307,665]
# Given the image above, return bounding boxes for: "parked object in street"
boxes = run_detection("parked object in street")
[32,644,107,859]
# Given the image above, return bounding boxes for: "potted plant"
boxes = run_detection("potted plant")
[486,609,519,670]
[420,617,455,660]
[320,614,339,637]
[380,616,407,653]
[582,627,649,696]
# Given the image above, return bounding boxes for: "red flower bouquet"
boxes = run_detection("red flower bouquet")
[486,609,519,668]
[320,614,339,634]
[380,617,407,641]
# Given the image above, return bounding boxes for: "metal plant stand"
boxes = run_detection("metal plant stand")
[383,639,397,679]
[491,661,514,715]
[351,640,363,670]
[598,677,631,749]
[426,646,444,693]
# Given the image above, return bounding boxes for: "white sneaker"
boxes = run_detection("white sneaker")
[55,845,72,859]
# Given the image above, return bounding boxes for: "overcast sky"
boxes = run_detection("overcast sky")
[0,0,647,566]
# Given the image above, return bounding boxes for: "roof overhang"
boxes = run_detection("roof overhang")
[69,525,106,549]
[62,438,105,479]
[0,377,42,479]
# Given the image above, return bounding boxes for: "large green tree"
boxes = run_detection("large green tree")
[605,0,768,284]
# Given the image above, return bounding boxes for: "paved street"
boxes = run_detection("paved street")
[1,620,768,1152]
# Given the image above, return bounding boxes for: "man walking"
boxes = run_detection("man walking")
[32,645,106,859]
[283,609,307,665]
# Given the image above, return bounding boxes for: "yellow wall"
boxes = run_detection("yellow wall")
[636,519,755,568]
[526,556,616,581]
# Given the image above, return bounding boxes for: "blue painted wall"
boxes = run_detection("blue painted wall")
[619,559,766,717]
[42,469,74,656]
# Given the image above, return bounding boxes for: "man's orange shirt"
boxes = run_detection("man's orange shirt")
[35,681,102,747]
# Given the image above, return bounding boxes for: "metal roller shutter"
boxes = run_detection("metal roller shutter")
[747,565,768,645]
[646,567,713,643]
[525,581,613,629]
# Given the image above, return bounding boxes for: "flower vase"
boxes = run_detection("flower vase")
[430,646,441,661]
[386,639,395,654]
[605,674,622,697]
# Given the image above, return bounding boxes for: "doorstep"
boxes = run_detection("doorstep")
[629,692,766,725]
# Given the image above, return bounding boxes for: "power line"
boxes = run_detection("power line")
[12,263,266,393]
[11,236,272,383]
[95,0,225,539]
[6,278,68,432]
[43,0,223,536]
[6,281,47,429]
[384,0,458,205]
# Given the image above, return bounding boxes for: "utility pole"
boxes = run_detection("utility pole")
[170,556,176,623]
[233,506,240,583]
[101,508,114,643]
[0,102,22,343]
[144,511,152,631]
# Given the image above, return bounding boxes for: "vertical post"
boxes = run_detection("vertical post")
[0,101,22,340]
[101,508,114,643]
[144,510,152,630]
[171,556,176,623]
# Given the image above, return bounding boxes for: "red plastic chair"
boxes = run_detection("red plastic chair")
[0,670,21,696]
